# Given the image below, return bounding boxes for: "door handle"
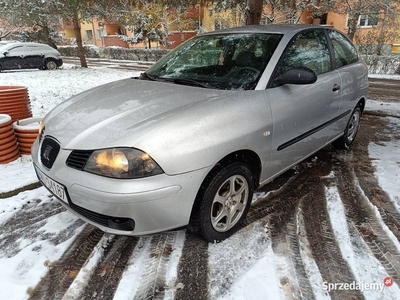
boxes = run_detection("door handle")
[332,84,341,92]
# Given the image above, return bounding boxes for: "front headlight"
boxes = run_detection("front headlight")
[84,148,163,179]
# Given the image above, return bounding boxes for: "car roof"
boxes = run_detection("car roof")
[201,24,332,38]
[2,42,52,48]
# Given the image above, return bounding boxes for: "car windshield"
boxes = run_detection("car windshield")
[146,33,282,90]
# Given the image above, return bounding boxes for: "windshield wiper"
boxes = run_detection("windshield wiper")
[173,78,208,88]
[140,72,158,81]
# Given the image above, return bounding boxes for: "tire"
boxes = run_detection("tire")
[332,105,362,150]
[189,163,254,242]
[44,59,58,70]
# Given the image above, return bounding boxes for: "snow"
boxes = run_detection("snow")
[0,65,399,299]
[368,117,400,212]
[325,185,400,299]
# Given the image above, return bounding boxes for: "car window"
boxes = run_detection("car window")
[8,45,25,55]
[328,30,359,68]
[146,33,282,90]
[278,29,332,76]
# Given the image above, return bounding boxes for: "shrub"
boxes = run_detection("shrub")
[59,45,169,62]
[58,45,100,58]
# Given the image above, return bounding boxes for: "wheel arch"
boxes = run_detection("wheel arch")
[357,97,366,114]
[190,149,262,216]
[213,150,262,189]
[188,149,261,240]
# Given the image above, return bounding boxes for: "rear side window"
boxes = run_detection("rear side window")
[8,45,25,55]
[328,30,358,68]
[279,29,332,75]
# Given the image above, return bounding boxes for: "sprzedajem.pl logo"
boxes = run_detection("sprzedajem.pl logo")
[323,277,393,292]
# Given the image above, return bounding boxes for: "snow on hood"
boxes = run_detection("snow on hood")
[43,78,237,149]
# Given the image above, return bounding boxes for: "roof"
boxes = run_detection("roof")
[200,24,331,37]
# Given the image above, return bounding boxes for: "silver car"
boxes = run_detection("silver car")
[0,42,63,71]
[32,25,368,242]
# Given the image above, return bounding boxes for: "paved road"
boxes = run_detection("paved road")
[368,77,400,102]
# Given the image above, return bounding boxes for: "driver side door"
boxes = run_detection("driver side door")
[265,29,342,179]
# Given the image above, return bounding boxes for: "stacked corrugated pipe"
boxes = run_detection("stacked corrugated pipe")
[13,117,41,155]
[0,86,42,163]
[0,86,32,122]
[0,114,20,164]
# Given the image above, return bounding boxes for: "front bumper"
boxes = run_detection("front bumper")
[56,58,63,67]
[32,138,212,236]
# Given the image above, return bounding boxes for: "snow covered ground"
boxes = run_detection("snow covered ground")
[0,66,399,299]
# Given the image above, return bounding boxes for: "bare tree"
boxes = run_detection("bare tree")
[0,30,11,40]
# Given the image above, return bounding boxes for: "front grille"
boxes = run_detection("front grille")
[69,201,135,231]
[66,150,93,170]
[69,201,109,227]
[40,137,60,169]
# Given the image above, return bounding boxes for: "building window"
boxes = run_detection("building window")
[117,27,127,36]
[359,14,378,26]
[348,14,379,27]
[97,29,103,39]
[86,30,93,40]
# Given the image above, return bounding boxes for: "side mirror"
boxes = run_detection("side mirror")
[275,67,317,85]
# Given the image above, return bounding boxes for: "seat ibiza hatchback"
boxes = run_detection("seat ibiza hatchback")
[32,25,368,242]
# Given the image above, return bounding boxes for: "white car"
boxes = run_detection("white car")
[0,42,63,71]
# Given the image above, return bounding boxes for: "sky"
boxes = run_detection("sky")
[0,65,399,300]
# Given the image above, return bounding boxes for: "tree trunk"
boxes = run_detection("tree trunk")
[73,13,87,68]
[347,13,359,42]
[245,0,263,25]
[43,25,57,49]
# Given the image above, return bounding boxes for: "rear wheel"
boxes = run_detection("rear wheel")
[189,163,254,242]
[44,59,58,70]
[332,105,361,150]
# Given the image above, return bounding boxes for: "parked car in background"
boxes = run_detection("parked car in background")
[32,25,368,243]
[0,42,62,71]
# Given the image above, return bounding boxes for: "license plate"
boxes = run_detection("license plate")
[34,164,69,204]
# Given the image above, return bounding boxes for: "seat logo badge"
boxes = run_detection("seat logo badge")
[43,145,53,161]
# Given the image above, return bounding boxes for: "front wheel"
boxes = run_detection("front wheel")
[189,163,254,242]
[332,105,362,150]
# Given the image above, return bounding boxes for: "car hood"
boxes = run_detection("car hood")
[44,78,238,149]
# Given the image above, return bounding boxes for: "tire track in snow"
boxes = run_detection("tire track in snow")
[0,194,83,259]
[325,185,400,299]
[28,226,104,300]
[80,235,139,300]
[133,233,178,300]
[62,234,113,299]
[335,159,400,287]
[302,178,364,300]
[266,156,337,300]
[245,151,335,299]
[349,114,400,242]
[175,231,209,300]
